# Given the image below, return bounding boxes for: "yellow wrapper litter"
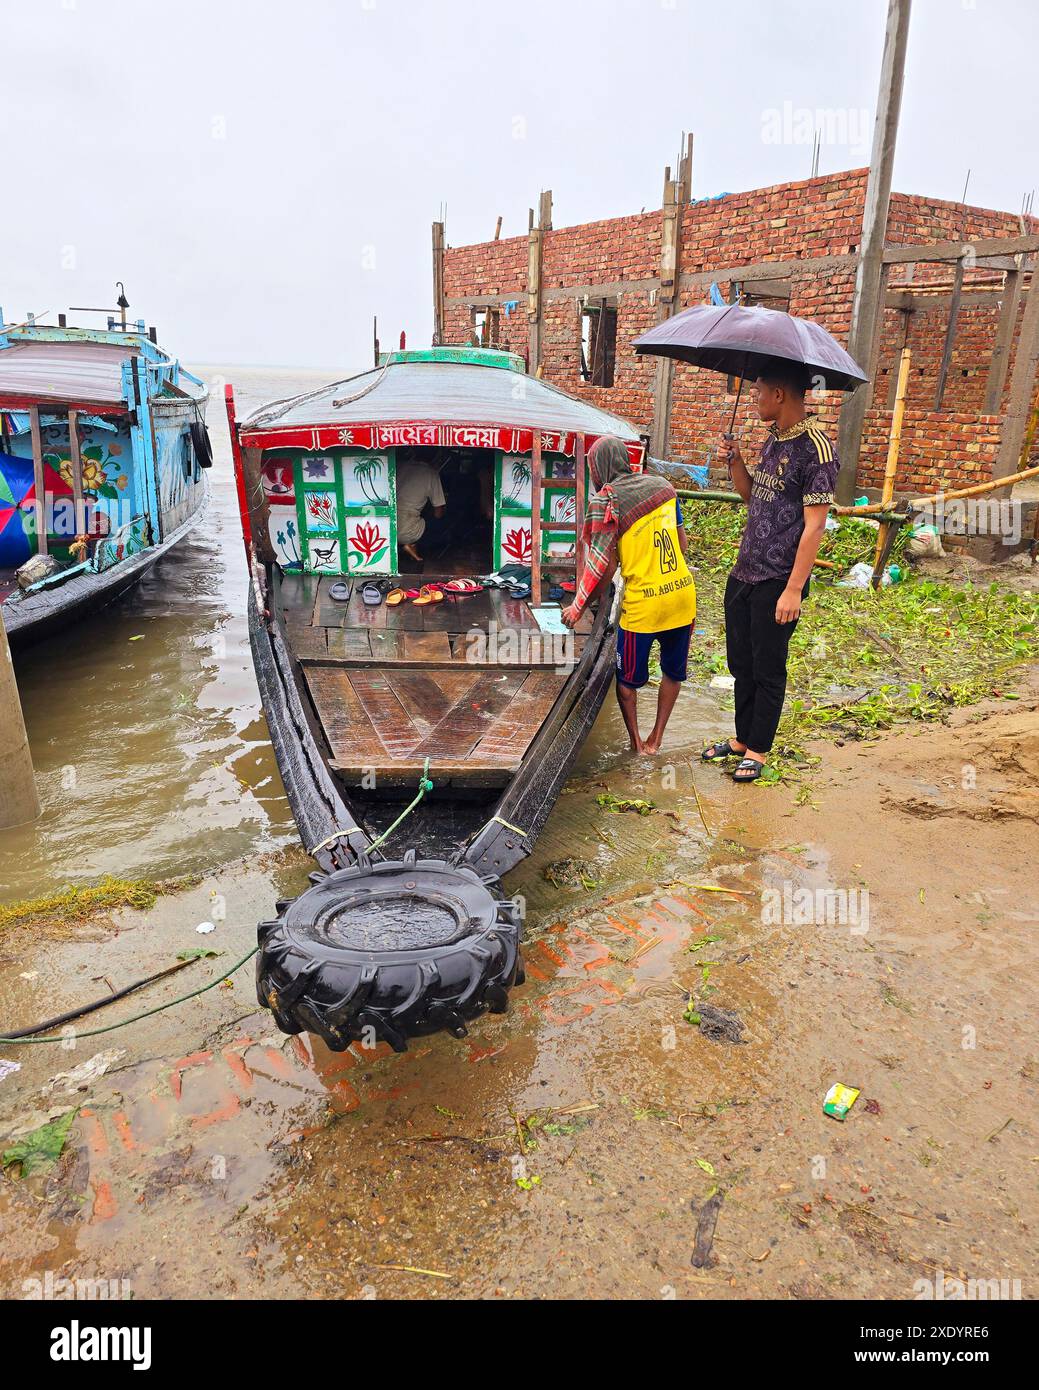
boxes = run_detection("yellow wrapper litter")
[823,1083,860,1121]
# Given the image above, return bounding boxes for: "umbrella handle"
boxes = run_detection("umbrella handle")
[727,352,749,435]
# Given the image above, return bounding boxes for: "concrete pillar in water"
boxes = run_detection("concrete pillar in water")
[0,619,40,828]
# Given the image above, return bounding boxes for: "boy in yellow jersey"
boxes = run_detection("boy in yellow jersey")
[562,435,695,754]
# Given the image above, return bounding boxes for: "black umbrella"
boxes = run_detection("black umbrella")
[634,303,867,433]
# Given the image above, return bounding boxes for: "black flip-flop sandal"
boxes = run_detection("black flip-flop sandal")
[701,740,741,762]
[732,757,765,782]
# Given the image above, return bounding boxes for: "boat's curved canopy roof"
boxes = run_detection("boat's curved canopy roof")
[241,349,642,444]
[0,335,205,411]
[0,341,138,409]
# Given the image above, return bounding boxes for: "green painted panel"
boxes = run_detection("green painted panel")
[291,449,396,575]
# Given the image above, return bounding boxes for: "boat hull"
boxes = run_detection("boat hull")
[2,493,207,651]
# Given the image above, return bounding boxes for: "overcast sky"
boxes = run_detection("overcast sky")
[1,0,1035,369]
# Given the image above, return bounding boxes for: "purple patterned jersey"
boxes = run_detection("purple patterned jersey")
[731,417,839,584]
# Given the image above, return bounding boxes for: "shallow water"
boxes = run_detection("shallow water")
[0,366,340,902]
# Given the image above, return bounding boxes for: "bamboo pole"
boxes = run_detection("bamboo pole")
[0,618,40,828]
[871,346,912,585]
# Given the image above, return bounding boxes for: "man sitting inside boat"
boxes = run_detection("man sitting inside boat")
[396,454,447,566]
[562,435,695,755]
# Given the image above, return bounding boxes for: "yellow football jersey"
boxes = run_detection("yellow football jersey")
[618,498,696,633]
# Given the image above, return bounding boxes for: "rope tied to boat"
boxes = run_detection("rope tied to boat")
[308,757,434,859]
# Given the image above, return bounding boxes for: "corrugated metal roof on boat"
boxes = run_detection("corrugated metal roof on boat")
[242,359,641,441]
[0,340,136,406]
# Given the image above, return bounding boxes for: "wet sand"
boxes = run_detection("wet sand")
[2,679,1036,1300]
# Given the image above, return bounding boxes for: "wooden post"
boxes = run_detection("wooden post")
[0,617,40,828]
[994,271,1039,479]
[575,434,586,575]
[68,408,85,538]
[871,346,912,586]
[650,155,688,459]
[836,0,913,503]
[985,262,1023,413]
[431,222,446,346]
[29,405,47,557]
[530,430,543,607]
[933,254,966,409]
[526,191,551,375]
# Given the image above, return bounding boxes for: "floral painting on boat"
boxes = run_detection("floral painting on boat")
[303,489,338,533]
[345,518,389,571]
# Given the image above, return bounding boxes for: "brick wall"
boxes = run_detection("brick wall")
[442,170,1039,495]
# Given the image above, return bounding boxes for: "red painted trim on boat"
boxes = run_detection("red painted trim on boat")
[237,420,644,467]
[0,394,127,416]
[226,384,253,560]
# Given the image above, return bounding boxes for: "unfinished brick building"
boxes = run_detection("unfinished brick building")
[433,168,1039,499]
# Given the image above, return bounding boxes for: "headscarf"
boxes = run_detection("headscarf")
[585,435,675,541]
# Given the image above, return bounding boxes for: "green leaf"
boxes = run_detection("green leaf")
[2,1108,78,1178]
[695,1158,716,1175]
[176,947,220,961]
[687,934,722,952]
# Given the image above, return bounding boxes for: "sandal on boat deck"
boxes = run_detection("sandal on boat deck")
[385,587,408,606]
[329,582,351,602]
[412,584,445,606]
[732,757,765,782]
[361,582,385,607]
[443,578,484,595]
[701,740,741,762]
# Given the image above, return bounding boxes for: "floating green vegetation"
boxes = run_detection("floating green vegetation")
[0,875,179,932]
[683,501,1038,789]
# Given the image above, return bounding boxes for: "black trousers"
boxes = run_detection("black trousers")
[723,574,808,754]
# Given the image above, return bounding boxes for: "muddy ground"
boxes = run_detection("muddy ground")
[0,675,1036,1301]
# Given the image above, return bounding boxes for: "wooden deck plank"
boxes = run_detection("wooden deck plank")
[325,627,372,661]
[410,671,527,760]
[493,592,541,631]
[329,758,517,787]
[474,671,566,758]
[345,670,423,760]
[279,572,322,615]
[382,597,426,631]
[292,627,329,661]
[386,671,481,731]
[401,630,453,662]
[317,578,355,628]
[303,667,385,764]
[368,630,406,664]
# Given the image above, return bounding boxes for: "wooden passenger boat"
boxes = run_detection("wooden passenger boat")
[0,312,210,648]
[228,346,644,1050]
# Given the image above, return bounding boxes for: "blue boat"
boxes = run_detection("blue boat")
[0,307,210,648]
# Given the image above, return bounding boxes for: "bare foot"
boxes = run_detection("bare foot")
[629,736,644,754]
[642,735,661,755]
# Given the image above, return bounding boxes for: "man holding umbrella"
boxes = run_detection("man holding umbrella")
[633,304,866,782]
[707,359,837,781]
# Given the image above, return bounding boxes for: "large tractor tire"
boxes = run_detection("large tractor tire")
[257,851,523,1053]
